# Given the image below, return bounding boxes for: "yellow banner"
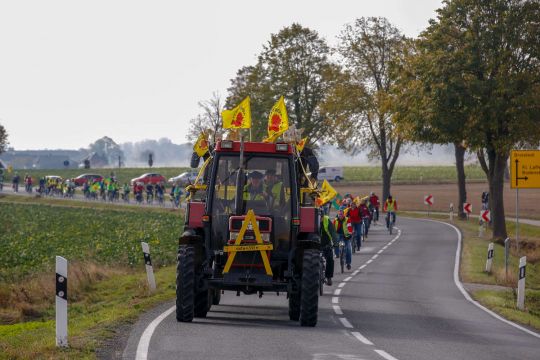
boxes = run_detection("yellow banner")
[222,96,251,129]
[193,132,209,157]
[296,137,308,152]
[264,96,288,142]
[315,179,338,206]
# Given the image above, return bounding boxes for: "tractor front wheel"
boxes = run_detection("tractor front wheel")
[300,249,320,327]
[288,290,300,321]
[176,245,195,322]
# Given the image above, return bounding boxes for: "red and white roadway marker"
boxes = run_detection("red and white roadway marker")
[481,210,491,223]
[424,195,434,206]
[463,203,472,214]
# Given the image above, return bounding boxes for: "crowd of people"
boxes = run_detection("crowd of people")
[0,171,185,208]
[320,191,399,286]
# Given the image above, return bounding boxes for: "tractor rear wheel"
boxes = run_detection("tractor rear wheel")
[176,245,195,322]
[212,289,221,305]
[300,249,320,327]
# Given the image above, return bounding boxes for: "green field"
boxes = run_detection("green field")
[1,167,190,186]
[342,165,486,182]
[0,201,182,281]
[2,165,487,184]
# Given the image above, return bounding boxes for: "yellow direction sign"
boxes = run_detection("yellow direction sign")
[511,150,540,189]
[222,209,273,275]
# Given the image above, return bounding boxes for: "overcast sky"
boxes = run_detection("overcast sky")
[0,0,442,150]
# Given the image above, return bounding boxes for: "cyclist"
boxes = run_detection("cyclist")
[320,214,338,285]
[383,195,398,229]
[359,198,372,238]
[12,172,20,192]
[347,200,362,251]
[333,210,353,270]
[369,191,380,224]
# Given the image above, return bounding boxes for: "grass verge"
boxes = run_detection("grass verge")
[403,211,540,331]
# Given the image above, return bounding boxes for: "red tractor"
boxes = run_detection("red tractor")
[176,139,322,326]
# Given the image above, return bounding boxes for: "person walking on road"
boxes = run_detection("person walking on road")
[321,214,338,285]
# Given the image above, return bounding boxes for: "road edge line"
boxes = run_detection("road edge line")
[135,305,175,360]
[419,218,540,340]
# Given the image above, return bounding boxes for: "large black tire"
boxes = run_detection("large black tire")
[300,249,320,327]
[194,289,210,318]
[288,291,300,321]
[176,246,195,322]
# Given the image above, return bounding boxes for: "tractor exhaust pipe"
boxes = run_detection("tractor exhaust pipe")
[234,135,245,215]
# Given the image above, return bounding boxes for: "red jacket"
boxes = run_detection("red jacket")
[348,207,361,223]
[359,204,371,218]
[369,195,379,207]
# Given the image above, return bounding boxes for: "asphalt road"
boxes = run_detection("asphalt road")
[121,218,540,360]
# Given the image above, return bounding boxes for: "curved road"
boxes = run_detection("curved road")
[122,218,540,360]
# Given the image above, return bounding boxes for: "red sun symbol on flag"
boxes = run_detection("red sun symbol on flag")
[232,112,244,127]
[269,114,281,132]
[200,139,208,149]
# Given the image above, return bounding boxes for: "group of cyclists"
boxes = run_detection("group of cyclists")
[0,170,185,208]
[321,191,398,286]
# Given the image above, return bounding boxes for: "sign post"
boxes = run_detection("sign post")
[56,256,68,348]
[485,242,494,273]
[449,203,454,221]
[504,238,510,282]
[479,210,490,237]
[517,256,527,310]
[511,150,540,255]
[424,195,433,216]
[141,242,156,291]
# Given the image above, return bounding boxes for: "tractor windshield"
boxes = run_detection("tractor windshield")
[210,154,293,250]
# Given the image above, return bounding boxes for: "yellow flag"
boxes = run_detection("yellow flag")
[193,132,209,157]
[264,96,289,142]
[315,180,338,207]
[222,97,251,129]
[296,137,308,152]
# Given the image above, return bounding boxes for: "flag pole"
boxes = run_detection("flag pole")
[249,128,252,142]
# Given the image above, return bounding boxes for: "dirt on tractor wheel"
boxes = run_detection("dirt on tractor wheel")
[334,182,540,220]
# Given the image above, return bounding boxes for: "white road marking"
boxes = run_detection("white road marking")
[338,282,346,288]
[366,259,373,264]
[135,305,175,360]
[421,218,540,340]
[339,317,354,328]
[351,331,374,345]
[332,296,339,304]
[374,349,399,360]
[382,246,388,250]
[359,265,366,269]
[344,276,352,282]
[377,249,383,254]
[352,270,359,276]
[333,305,343,315]
[334,288,342,296]
[372,254,378,260]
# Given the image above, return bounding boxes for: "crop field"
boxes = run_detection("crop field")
[342,165,486,182]
[0,202,182,281]
[1,167,190,185]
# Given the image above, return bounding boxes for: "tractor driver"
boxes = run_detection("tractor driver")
[263,169,285,209]
[243,171,265,201]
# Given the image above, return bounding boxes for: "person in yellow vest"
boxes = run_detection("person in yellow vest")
[383,195,398,229]
[321,214,338,285]
[263,169,285,209]
[333,210,353,270]
[243,171,265,201]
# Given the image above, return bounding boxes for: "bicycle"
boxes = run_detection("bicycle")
[386,211,396,235]
[338,240,345,273]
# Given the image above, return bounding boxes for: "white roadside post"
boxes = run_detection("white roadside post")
[141,242,156,291]
[485,242,494,273]
[517,256,527,310]
[449,203,454,221]
[504,238,510,281]
[56,256,68,348]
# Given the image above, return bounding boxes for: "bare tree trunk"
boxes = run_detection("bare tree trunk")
[454,142,467,219]
[381,161,391,202]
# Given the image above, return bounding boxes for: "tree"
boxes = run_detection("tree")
[331,17,409,201]
[392,29,473,219]
[186,92,224,145]
[226,23,337,144]
[88,136,125,167]
[0,123,8,155]
[409,0,540,239]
